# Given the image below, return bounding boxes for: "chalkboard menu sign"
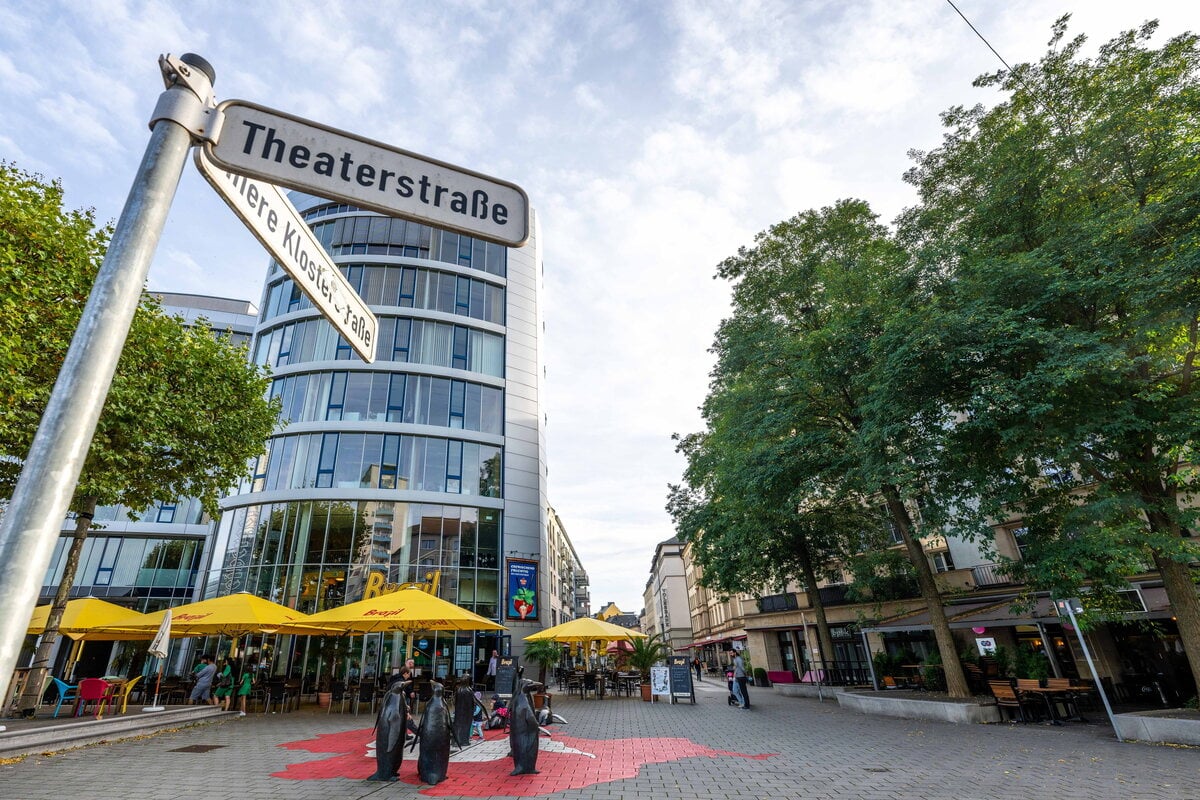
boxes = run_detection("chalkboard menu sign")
[667,655,695,704]
[495,656,518,698]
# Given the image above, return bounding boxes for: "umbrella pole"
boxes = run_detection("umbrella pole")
[142,655,166,712]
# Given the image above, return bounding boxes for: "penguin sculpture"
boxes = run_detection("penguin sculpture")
[452,681,476,746]
[367,682,409,781]
[508,678,541,775]
[417,682,454,785]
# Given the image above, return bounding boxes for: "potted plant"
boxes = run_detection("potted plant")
[315,636,349,707]
[524,639,562,686]
[627,634,671,702]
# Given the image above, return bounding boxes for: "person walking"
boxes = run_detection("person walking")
[189,654,216,706]
[693,656,703,681]
[213,658,234,710]
[733,651,750,709]
[233,656,256,716]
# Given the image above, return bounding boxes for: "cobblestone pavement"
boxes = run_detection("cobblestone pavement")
[2,678,1198,800]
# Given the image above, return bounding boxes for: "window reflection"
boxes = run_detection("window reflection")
[218,500,500,618]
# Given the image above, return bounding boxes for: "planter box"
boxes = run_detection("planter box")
[1113,710,1200,745]
[775,683,840,699]
[766,671,796,684]
[837,690,1001,725]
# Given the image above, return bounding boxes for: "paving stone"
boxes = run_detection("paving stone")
[1,680,1197,799]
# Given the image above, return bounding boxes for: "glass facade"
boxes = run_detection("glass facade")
[40,499,209,611]
[213,201,527,685]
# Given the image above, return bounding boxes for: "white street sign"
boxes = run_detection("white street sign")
[206,100,529,247]
[195,149,377,362]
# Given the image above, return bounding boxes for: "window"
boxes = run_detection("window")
[931,550,955,573]
[156,503,177,524]
[1010,526,1029,558]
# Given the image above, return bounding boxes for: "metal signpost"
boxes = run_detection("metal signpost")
[0,54,219,697]
[195,150,377,362]
[0,53,527,704]
[1055,598,1123,742]
[206,100,529,247]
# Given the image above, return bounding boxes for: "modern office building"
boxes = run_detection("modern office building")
[32,293,258,678]
[207,195,549,683]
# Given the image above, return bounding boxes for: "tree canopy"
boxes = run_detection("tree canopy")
[672,16,1200,699]
[0,161,280,513]
[893,17,1200,692]
[2,161,280,711]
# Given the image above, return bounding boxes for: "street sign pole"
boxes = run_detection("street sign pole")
[0,54,217,699]
[1056,598,1123,742]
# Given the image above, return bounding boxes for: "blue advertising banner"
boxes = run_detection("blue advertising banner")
[506,558,539,621]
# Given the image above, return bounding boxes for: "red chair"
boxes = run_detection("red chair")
[76,678,113,718]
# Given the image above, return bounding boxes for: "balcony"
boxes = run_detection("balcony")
[971,563,1013,587]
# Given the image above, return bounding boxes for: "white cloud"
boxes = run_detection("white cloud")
[6,0,1200,614]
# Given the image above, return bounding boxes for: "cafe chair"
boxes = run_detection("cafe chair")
[76,678,113,718]
[50,677,79,718]
[988,680,1037,723]
[114,676,142,714]
[1044,678,1086,721]
[263,679,291,714]
[352,679,377,716]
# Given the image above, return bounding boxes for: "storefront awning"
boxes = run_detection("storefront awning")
[862,598,1057,633]
[862,587,1174,634]
[679,634,747,650]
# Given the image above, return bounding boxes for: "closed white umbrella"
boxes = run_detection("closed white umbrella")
[143,610,172,712]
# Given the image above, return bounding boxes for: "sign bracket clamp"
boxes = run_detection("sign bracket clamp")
[149,53,224,143]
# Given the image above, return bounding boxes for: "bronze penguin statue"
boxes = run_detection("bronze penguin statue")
[367,681,409,781]
[508,677,542,775]
[417,682,453,784]
[452,680,476,746]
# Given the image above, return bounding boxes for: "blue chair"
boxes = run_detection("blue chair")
[50,677,79,718]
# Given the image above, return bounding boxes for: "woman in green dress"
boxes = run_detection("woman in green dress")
[213,659,234,711]
[234,655,257,716]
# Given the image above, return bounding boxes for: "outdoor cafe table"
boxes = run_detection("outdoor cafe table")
[615,673,640,697]
[1016,684,1080,724]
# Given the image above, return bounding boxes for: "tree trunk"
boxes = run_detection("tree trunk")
[18,496,96,715]
[1143,503,1200,701]
[882,484,970,698]
[794,531,837,671]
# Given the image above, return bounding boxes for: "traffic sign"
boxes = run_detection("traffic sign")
[194,149,377,362]
[206,100,529,247]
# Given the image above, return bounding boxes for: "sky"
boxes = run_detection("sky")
[3,1,1199,614]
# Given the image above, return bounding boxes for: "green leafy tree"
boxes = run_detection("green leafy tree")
[1,163,280,711]
[896,18,1200,694]
[677,199,970,696]
[626,633,671,681]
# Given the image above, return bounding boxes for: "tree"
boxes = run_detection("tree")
[0,163,280,712]
[522,639,562,686]
[677,199,970,696]
[896,17,1200,695]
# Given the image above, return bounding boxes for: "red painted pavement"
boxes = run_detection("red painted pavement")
[274,727,775,796]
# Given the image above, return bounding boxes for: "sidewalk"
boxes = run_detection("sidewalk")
[1,678,1196,799]
[0,704,229,759]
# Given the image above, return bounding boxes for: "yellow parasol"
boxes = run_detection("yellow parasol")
[122,592,330,638]
[523,616,648,644]
[26,597,153,641]
[305,587,506,635]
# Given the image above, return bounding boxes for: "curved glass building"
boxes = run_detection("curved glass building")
[209,196,546,684]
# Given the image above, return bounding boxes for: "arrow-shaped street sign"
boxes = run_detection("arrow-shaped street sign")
[195,149,377,363]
